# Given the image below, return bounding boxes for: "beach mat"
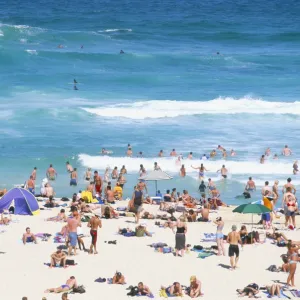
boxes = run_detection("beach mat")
[263,290,289,298]
[197,252,214,259]
[291,290,300,298]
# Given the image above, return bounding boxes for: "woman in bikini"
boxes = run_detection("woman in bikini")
[287,242,299,287]
[214,217,225,256]
[191,164,208,180]
[286,194,297,228]
[111,167,118,180]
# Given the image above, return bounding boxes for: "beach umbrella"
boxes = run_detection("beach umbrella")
[138,170,173,194]
[233,203,272,232]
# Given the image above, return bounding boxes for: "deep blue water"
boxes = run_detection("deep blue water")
[0,0,300,203]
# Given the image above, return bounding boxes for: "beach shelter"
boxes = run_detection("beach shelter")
[0,188,40,215]
[138,170,173,193]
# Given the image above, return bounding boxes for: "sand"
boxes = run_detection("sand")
[0,201,299,300]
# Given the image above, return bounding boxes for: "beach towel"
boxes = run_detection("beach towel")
[137,293,154,298]
[291,290,300,297]
[116,207,127,211]
[44,263,70,268]
[201,233,216,242]
[197,252,214,259]
[263,290,289,298]
[191,248,204,253]
[159,289,181,298]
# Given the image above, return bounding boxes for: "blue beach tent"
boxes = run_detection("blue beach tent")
[0,188,40,215]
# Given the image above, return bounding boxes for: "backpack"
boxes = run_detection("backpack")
[73,285,86,293]
[127,286,139,296]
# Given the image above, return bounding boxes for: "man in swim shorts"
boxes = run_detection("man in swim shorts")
[88,214,102,254]
[94,171,103,196]
[31,167,37,180]
[245,177,256,191]
[46,164,57,180]
[45,276,77,293]
[70,168,78,186]
[22,227,37,245]
[27,175,35,195]
[50,248,67,268]
[227,225,242,270]
[217,165,228,179]
[67,211,80,256]
[282,145,292,156]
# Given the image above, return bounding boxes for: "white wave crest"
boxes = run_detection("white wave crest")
[98,28,132,33]
[78,154,294,176]
[0,30,4,37]
[81,97,300,120]
[25,49,38,55]
[0,23,45,35]
[20,38,27,43]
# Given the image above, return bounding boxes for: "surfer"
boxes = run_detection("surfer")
[120,50,125,54]
[73,79,78,90]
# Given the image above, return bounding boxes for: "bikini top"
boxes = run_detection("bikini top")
[287,202,296,207]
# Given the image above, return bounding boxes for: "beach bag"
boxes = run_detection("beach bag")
[266,265,278,272]
[66,259,75,265]
[73,285,85,293]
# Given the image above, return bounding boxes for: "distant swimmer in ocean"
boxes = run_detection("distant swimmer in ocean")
[260,155,265,164]
[210,149,216,158]
[57,44,64,48]
[293,160,298,175]
[73,79,78,90]
[170,149,177,157]
[158,150,164,157]
[265,147,271,156]
[187,152,193,159]
[217,145,225,152]
[230,149,236,156]
[273,154,278,160]
[120,50,125,54]
[201,154,208,160]
[245,177,256,192]
[282,145,292,156]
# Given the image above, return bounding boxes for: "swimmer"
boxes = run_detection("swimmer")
[158,150,164,157]
[187,152,193,159]
[217,165,228,179]
[170,149,177,157]
[73,79,78,90]
[201,154,208,160]
[273,154,278,160]
[245,177,256,191]
[222,149,227,158]
[191,164,209,180]
[126,144,133,157]
[293,161,298,175]
[265,147,271,156]
[217,145,225,151]
[66,161,73,173]
[175,156,181,165]
[260,155,265,164]
[137,151,143,158]
[210,150,216,158]
[57,44,64,48]
[120,50,125,54]
[282,145,292,156]
[230,149,236,156]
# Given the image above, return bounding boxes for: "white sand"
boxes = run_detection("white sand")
[1,202,299,300]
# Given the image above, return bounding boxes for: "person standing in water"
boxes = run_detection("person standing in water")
[282,145,292,156]
[158,150,164,157]
[31,167,37,180]
[191,164,208,180]
[85,168,92,181]
[46,164,57,181]
[217,165,228,179]
[70,168,78,186]
[180,165,186,177]
[187,152,193,159]
[245,177,256,191]
[260,155,265,164]
[66,161,73,173]
[293,161,298,175]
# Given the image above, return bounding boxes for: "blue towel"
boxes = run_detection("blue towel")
[263,290,288,298]
[291,290,300,298]
[136,294,154,298]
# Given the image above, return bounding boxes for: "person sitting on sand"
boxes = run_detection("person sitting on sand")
[162,282,182,296]
[143,196,153,205]
[22,227,37,244]
[141,211,155,219]
[236,283,259,297]
[50,248,67,268]
[112,271,126,284]
[135,224,152,237]
[47,209,67,222]
[45,195,58,208]
[137,282,152,297]
[0,211,11,225]
[45,276,77,293]
[102,205,119,219]
[189,276,203,298]
[198,203,210,222]
[163,218,175,229]
[187,209,197,222]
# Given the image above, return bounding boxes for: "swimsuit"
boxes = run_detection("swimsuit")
[229,244,239,257]
[28,188,35,195]
[289,253,298,264]
[70,179,77,186]
[61,285,70,289]
[68,232,77,247]
[90,229,97,245]
[26,236,33,243]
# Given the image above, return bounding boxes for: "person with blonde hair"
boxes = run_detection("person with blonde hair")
[173,216,187,257]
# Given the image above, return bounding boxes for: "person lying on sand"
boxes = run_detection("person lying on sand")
[46,209,67,222]
[236,283,259,298]
[102,206,119,219]
[189,276,203,298]
[137,282,152,296]
[266,230,300,246]
[112,271,126,284]
[45,276,77,293]
[135,224,152,237]
[161,282,182,296]
[141,211,155,219]
[50,248,67,268]
[22,227,37,244]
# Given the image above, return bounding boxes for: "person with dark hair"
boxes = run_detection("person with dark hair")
[22,227,37,244]
[112,271,125,284]
[88,214,102,254]
[45,276,77,293]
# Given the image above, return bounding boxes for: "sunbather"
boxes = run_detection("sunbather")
[187,209,197,222]
[189,276,203,298]
[46,209,67,222]
[141,211,155,219]
[137,282,152,296]
[45,276,77,293]
[135,224,152,237]
[163,218,175,229]
[236,283,259,297]
[265,284,282,297]
[50,248,67,268]
[22,227,37,244]
[112,271,126,284]
[162,282,182,296]
[0,212,11,225]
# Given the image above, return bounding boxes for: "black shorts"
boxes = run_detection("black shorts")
[228,244,239,257]
[222,175,227,179]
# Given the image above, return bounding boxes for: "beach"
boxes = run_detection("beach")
[1,200,299,299]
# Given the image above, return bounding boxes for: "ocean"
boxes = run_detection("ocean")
[1,0,300,204]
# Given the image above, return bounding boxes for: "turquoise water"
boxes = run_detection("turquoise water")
[1,0,300,203]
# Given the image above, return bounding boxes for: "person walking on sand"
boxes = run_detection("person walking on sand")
[227,225,242,270]
[287,241,299,287]
[87,214,102,254]
[214,217,225,256]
